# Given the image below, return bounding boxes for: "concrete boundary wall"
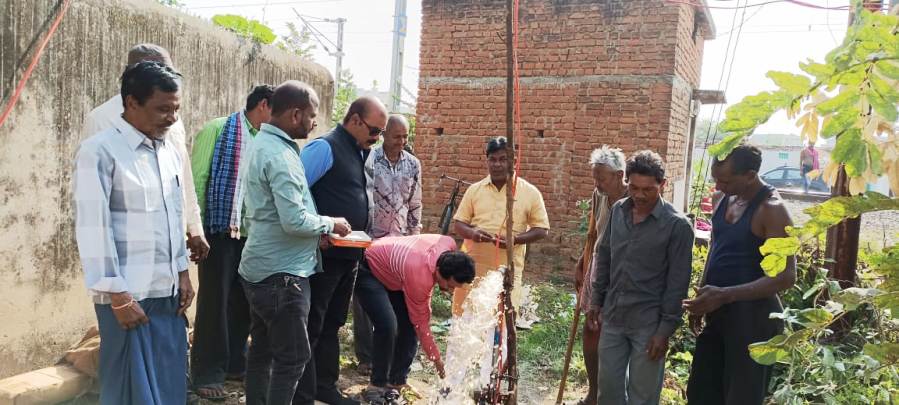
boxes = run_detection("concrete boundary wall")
[0,0,333,378]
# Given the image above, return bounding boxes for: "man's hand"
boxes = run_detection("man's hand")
[110,292,148,330]
[585,307,602,331]
[177,271,194,316]
[646,335,670,361]
[688,313,704,336]
[331,217,352,237]
[683,285,731,316]
[319,236,332,250]
[471,229,495,244]
[434,358,446,379]
[187,234,210,263]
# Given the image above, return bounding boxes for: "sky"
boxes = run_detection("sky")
[175,0,856,135]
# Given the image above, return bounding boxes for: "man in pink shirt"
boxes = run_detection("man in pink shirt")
[356,234,475,401]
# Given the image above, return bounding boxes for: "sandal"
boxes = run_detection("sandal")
[195,384,228,402]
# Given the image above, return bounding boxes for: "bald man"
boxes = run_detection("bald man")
[294,97,388,405]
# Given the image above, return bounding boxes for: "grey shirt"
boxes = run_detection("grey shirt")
[590,197,694,338]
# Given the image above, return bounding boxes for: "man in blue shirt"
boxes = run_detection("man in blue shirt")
[238,81,351,405]
[294,96,387,405]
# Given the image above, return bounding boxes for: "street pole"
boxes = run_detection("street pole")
[388,0,407,112]
[334,17,345,104]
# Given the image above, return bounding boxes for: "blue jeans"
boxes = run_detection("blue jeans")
[597,323,666,405]
[353,261,418,387]
[242,273,312,405]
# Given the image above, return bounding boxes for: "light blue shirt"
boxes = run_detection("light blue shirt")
[238,124,334,282]
[73,115,188,303]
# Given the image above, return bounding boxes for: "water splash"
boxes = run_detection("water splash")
[433,269,505,404]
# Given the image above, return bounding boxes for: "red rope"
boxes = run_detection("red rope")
[0,0,73,129]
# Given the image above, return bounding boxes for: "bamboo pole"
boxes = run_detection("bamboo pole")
[503,0,518,402]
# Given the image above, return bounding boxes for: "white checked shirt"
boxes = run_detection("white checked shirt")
[74,115,189,304]
[83,94,204,237]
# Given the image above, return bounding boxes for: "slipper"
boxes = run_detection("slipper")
[388,383,422,400]
[195,384,228,401]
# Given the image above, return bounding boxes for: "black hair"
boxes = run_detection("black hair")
[713,144,762,175]
[436,251,476,284]
[246,84,275,111]
[120,61,182,107]
[269,80,318,116]
[486,136,507,156]
[626,150,666,183]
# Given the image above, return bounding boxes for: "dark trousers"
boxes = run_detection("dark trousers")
[293,257,358,404]
[190,233,250,387]
[354,263,418,387]
[687,298,783,405]
[242,274,312,405]
[352,297,373,365]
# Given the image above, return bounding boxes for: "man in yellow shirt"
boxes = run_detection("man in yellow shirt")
[452,136,550,316]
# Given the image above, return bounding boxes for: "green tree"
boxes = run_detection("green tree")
[156,0,182,6]
[704,2,899,401]
[211,14,277,45]
[276,22,316,60]
[332,69,358,126]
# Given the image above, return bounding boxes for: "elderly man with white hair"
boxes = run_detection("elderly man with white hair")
[574,145,628,405]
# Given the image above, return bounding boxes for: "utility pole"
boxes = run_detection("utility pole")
[825,0,885,288]
[334,17,345,103]
[293,9,345,104]
[388,0,407,112]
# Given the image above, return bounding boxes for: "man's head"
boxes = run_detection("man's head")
[120,61,182,139]
[126,43,173,67]
[711,144,762,196]
[383,114,410,155]
[245,84,275,130]
[589,145,626,195]
[435,251,476,293]
[342,96,388,149]
[806,142,815,150]
[625,150,666,213]
[268,81,320,140]
[485,137,509,184]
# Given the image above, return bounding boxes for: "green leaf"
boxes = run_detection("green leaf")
[798,308,834,326]
[749,334,791,366]
[831,129,867,176]
[873,291,899,316]
[867,91,898,122]
[791,192,899,242]
[767,71,812,95]
[822,346,835,368]
[815,88,860,116]
[820,110,859,139]
[875,61,899,80]
[708,133,746,159]
[870,73,899,103]
[868,143,883,176]
[212,14,277,44]
[863,343,899,366]
[800,59,836,80]
[758,236,800,277]
[833,287,882,311]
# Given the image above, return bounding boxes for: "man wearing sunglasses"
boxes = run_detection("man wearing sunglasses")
[294,96,388,405]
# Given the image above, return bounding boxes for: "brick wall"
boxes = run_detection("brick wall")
[416,0,710,279]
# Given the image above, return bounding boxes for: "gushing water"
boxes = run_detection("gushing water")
[433,269,505,404]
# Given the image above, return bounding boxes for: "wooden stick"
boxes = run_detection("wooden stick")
[556,303,583,404]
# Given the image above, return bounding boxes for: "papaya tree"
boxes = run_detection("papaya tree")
[707,1,899,402]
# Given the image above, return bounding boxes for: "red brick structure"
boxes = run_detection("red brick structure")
[415,0,715,277]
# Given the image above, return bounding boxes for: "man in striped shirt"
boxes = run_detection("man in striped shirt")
[355,234,475,400]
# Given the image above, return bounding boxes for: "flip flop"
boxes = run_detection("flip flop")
[195,384,228,401]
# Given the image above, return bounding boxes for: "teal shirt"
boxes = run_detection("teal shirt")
[238,124,334,282]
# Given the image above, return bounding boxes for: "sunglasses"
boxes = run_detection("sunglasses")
[358,116,385,136]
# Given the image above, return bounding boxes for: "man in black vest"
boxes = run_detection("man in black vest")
[294,96,387,405]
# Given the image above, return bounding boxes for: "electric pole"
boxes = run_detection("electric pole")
[334,17,345,103]
[389,0,407,112]
[292,9,346,104]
